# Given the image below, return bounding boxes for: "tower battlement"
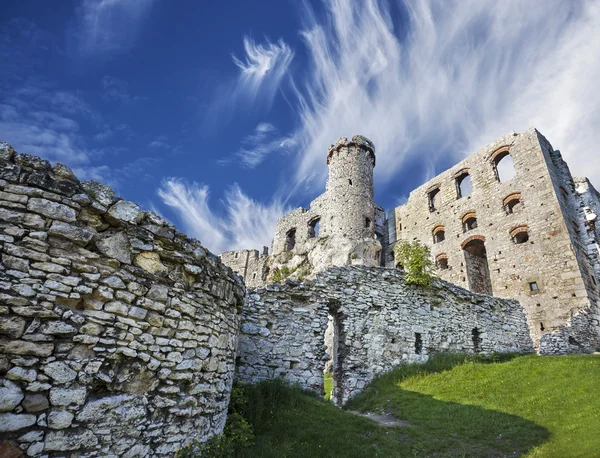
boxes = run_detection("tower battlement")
[327,135,376,166]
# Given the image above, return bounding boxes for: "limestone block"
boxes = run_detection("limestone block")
[0,317,26,338]
[48,221,96,245]
[0,379,24,412]
[0,413,36,432]
[107,200,143,224]
[47,410,74,429]
[96,232,131,264]
[45,429,98,451]
[27,198,76,222]
[22,394,49,413]
[43,362,77,384]
[134,251,167,274]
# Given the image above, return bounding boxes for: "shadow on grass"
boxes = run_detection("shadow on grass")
[231,355,549,458]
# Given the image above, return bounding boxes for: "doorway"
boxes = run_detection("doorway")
[462,238,493,295]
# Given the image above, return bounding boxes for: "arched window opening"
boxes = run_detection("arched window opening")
[455,170,472,199]
[436,254,449,270]
[503,192,522,215]
[462,237,493,295]
[492,147,516,183]
[308,217,321,238]
[461,211,477,233]
[432,225,445,244]
[285,228,296,251]
[511,225,529,244]
[428,187,440,212]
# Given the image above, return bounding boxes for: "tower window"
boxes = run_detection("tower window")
[428,187,440,212]
[529,281,538,291]
[348,179,352,186]
[308,217,321,238]
[365,217,371,228]
[285,228,296,251]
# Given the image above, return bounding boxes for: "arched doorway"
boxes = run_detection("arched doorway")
[462,237,493,295]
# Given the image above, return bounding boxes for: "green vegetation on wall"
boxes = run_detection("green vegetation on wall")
[393,240,434,286]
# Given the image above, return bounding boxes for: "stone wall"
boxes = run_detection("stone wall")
[236,266,533,405]
[0,142,244,457]
[389,128,600,350]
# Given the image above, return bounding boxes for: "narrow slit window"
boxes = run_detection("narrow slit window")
[415,333,422,354]
[529,281,538,291]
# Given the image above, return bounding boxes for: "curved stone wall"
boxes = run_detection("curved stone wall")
[0,142,244,456]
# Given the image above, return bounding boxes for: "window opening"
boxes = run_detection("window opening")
[365,217,371,228]
[462,238,493,295]
[492,148,516,182]
[308,217,321,239]
[529,281,538,291]
[415,333,423,354]
[348,179,352,186]
[511,225,529,244]
[428,187,440,212]
[472,328,482,353]
[433,225,445,244]
[285,228,296,251]
[456,171,472,198]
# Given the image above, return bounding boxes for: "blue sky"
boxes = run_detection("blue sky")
[2,0,599,254]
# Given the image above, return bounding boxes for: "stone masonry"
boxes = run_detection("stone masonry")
[388,128,600,351]
[236,266,533,405]
[0,141,244,457]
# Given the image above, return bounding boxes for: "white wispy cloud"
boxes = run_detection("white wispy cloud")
[163,0,600,254]
[158,179,288,254]
[74,0,155,55]
[231,37,294,107]
[235,122,289,168]
[288,0,600,188]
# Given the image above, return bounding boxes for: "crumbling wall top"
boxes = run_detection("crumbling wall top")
[327,135,376,166]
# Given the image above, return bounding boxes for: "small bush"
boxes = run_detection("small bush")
[272,266,296,282]
[393,240,434,286]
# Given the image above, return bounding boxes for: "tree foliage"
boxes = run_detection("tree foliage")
[393,240,434,286]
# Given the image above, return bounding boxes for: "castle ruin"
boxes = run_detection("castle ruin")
[222,129,600,353]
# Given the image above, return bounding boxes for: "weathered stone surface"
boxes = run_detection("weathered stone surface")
[27,198,76,222]
[0,413,36,431]
[0,316,26,338]
[45,429,98,451]
[238,266,534,405]
[49,387,87,407]
[82,180,115,207]
[0,142,244,455]
[22,394,49,412]
[43,362,77,384]
[48,221,95,245]
[134,251,167,274]
[6,367,37,383]
[96,232,131,264]
[0,379,24,412]
[48,410,74,429]
[0,340,53,357]
[107,200,143,224]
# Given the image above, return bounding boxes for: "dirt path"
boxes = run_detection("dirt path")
[348,410,411,427]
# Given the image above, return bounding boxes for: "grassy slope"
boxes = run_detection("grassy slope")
[237,354,600,457]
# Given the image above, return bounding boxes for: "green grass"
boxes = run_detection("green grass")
[182,354,600,457]
[324,372,333,401]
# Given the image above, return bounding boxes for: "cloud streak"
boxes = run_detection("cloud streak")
[290,0,600,188]
[158,179,288,254]
[74,0,155,56]
[231,37,294,108]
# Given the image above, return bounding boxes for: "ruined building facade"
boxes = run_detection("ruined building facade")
[222,129,600,351]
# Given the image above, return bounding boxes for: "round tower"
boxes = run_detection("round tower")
[322,135,376,240]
